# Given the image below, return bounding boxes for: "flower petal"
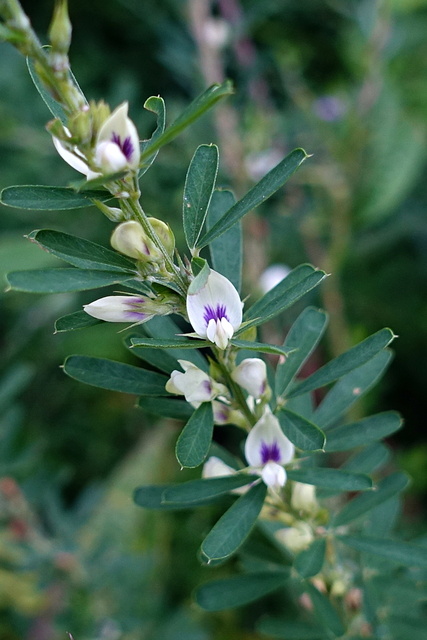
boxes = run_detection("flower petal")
[97,102,140,169]
[83,295,150,322]
[244,408,295,468]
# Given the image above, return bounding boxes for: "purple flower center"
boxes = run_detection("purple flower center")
[111,132,134,161]
[203,304,229,327]
[260,440,281,464]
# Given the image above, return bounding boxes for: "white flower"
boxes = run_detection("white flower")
[244,407,294,490]
[53,102,140,178]
[83,295,153,323]
[202,456,237,479]
[291,482,319,515]
[259,264,291,294]
[231,358,267,398]
[186,269,242,350]
[165,360,227,407]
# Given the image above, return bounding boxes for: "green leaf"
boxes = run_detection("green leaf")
[125,334,180,374]
[130,337,210,350]
[162,474,258,504]
[183,144,219,251]
[0,185,110,210]
[241,266,327,332]
[54,310,100,333]
[338,535,427,568]
[305,583,345,637]
[294,539,326,578]
[133,484,224,510]
[196,148,308,249]
[278,409,325,451]
[333,471,410,527]
[312,351,393,429]
[207,189,241,292]
[342,442,390,474]
[139,95,166,176]
[231,339,294,358]
[28,229,136,272]
[139,81,234,163]
[27,53,86,123]
[325,411,403,452]
[256,619,325,639]
[275,307,328,398]
[200,481,267,564]
[287,328,396,399]
[63,355,168,395]
[195,571,289,611]
[137,397,193,421]
[188,258,211,294]
[175,403,214,468]
[6,268,127,293]
[286,468,373,491]
[144,316,208,371]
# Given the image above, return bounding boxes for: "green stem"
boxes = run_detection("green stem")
[215,351,256,428]
[120,196,188,296]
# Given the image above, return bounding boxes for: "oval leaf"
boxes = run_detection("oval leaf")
[6,268,126,293]
[133,484,224,510]
[138,397,193,421]
[325,411,403,452]
[200,481,267,564]
[162,474,258,505]
[195,571,289,611]
[338,535,427,568]
[207,189,241,291]
[294,538,326,578]
[286,468,373,491]
[63,355,168,395]
[1,185,110,210]
[183,144,219,250]
[278,409,325,451]
[175,402,214,468]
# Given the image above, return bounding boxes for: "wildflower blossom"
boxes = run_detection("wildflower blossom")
[165,360,228,407]
[231,358,267,398]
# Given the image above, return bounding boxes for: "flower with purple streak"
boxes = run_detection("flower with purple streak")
[186,269,242,350]
[245,407,294,490]
[166,360,228,407]
[53,101,140,178]
[83,295,153,323]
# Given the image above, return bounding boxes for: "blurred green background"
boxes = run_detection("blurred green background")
[1,0,427,638]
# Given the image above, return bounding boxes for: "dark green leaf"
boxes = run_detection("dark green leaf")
[338,535,427,568]
[256,619,325,639]
[278,409,325,451]
[139,95,166,175]
[200,481,267,564]
[130,337,210,350]
[28,229,136,272]
[63,355,168,395]
[6,268,126,293]
[325,412,403,452]
[241,267,327,332]
[294,539,326,578]
[312,351,393,429]
[195,571,289,611]
[333,472,410,526]
[125,334,179,374]
[54,310,100,332]
[139,81,233,163]
[305,583,345,637]
[287,328,396,399]
[137,397,193,421]
[183,144,219,250]
[197,148,308,248]
[231,339,294,357]
[175,403,214,468]
[133,484,224,510]
[286,468,372,491]
[342,442,390,474]
[0,185,110,210]
[207,189,241,292]
[144,316,208,371]
[275,307,328,398]
[162,474,258,504]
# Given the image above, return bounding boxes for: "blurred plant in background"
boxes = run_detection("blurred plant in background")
[1,0,427,639]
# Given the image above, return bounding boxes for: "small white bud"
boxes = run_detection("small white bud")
[231,358,267,398]
[276,522,314,554]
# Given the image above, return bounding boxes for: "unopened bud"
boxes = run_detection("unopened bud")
[111,221,161,262]
[93,200,124,222]
[46,118,70,141]
[48,0,72,55]
[68,108,93,145]
[89,100,111,139]
[231,358,268,398]
[149,218,175,256]
[291,482,319,516]
[275,522,314,553]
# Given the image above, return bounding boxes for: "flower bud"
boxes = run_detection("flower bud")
[93,200,125,222]
[291,482,319,516]
[83,295,153,323]
[231,358,268,398]
[48,0,72,55]
[110,221,160,262]
[276,522,314,554]
[149,218,175,256]
[202,456,236,479]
